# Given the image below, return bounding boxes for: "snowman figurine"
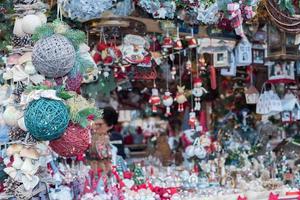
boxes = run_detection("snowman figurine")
[162,91,173,116]
[192,78,207,111]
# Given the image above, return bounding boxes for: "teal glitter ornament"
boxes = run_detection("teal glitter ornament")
[24,98,70,141]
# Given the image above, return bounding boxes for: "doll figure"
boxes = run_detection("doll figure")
[192,78,207,111]
[149,88,161,113]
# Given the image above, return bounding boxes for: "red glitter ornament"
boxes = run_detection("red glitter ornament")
[49,123,91,157]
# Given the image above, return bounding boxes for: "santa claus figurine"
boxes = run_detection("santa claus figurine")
[149,88,161,113]
[162,91,173,116]
[192,77,207,111]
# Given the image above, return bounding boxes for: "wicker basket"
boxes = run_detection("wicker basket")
[265,0,300,33]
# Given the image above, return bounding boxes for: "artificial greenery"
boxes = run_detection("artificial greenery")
[0,0,13,52]
[32,19,86,50]
[74,107,103,128]
[277,0,296,15]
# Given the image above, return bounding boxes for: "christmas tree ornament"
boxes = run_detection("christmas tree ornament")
[3,106,22,127]
[162,91,173,116]
[13,18,25,37]
[149,87,161,113]
[188,111,196,130]
[245,67,259,104]
[21,14,43,34]
[192,77,207,111]
[162,31,173,49]
[24,98,70,141]
[186,29,197,48]
[49,123,91,158]
[32,34,76,78]
[173,26,183,50]
[186,59,192,74]
[175,85,187,112]
[171,66,176,80]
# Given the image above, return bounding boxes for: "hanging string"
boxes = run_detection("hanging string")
[190,75,194,111]
[250,66,253,86]
[196,47,199,77]
[179,50,182,87]
[57,0,63,21]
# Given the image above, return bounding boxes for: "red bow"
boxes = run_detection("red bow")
[269,192,279,200]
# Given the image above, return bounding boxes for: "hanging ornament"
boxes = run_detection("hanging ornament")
[186,59,192,74]
[171,66,176,80]
[149,87,161,113]
[186,28,197,48]
[170,53,176,80]
[192,78,207,111]
[162,91,173,116]
[173,26,183,50]
[188,111,196,130]
[162,31,173,49]
[175,86,187,112]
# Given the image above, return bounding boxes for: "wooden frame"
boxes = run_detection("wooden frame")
[252,44,265,66]
[213,50,229,68]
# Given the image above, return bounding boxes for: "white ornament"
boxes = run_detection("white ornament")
[3,106,22,126]
[22,15,42,34]
[13,18,26,37]
[24,61,36,75]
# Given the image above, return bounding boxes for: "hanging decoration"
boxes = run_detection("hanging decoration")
[49,123,91,158]
[149,86,161,113]
[267,61,295,84]
[162,62,173,117]
[192,78,207,111]
[176,85,187,112]
[24,98,70,141]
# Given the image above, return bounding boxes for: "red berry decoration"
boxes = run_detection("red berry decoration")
[49,123,91,158]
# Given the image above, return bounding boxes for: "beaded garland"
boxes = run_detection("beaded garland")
[49,123,91,157]
[32,34,76,78]
[24,98,70,141]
